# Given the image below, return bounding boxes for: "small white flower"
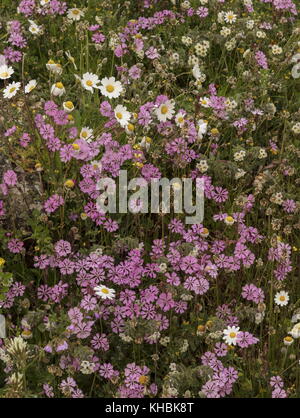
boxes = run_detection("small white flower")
[25,79,37,94]
[100,77,123,99]
[46,60,63,75]
[175,111,185,127]
[3,81,21,99]
[63,101,75,113]
[274,291,289,307]
[81,72,100,93]
[197,119,208,139]
[289,323,300,339]
[224,216,235,225]
[51,82,65,97]
[291,63,300,79]
[114,104,131,127]
[67,8,85,21]
[90,160,102,172]
[223,326,240,345]
[155,100,175,122]
[28,20,42,35]
[94,285,116,300]
[80,127,94,142]
[224,11,237,24]
[199,97,210,108]
[0,64,14,80]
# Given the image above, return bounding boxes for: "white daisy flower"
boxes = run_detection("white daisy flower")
[25,79,37,94]
[291,63,300,79]
[81,72,100,93]
[94,285,116,300]
[197,119,208,139]
[99,77,123,99]
[274,291,289,307]
[3,81,21,99]
[40,0,50,5]
[0,64,14,80]
[67,8,85,21]
[80,127,94,142]
[51,82,65,97]
[192,63,201,80]
[290,323,300,339]
[199,96,210,107]
[224,11,237,24]
[175,111,185,127]
[28,20,42,35]
[114,104,131,127]
[63,101,75,113]
[223,326,240,345]
[224,216,235,225]
[155,100,175,122]
[46,60,62,75]
[90,160,102,172]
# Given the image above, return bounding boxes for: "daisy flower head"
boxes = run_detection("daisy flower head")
[80,127,94,142]
[155,100,175,122]
[3,82,21,99]
[67,8,85,21]
[100,77,123,99]
[197,119,208,139]
[283,336,294,346]
[289,323,300,339]
[274,291,289,307]
[114,105,131,127]
[51,82,65,97]
[25,79,37,94]
[94,285,116,300]
[90,160,102,172]
[28,20,42,35]
[224,216,235,225]
[175,111,185,127]
[63,101,75,113]
[46,60,62,75]
[199,97,210,107]
[81,72,100,93]
[223,326,240,346]
[224,11,237,24]
[0,64,14,80]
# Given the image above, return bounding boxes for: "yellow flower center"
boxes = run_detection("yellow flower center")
[226,216,234,223]
[279,296,286,301]
[48,59,55,64]
[72,9,80,15]
[127,123,134,131]
[9,87,16,93]
[81,131,88,138]
[177,116,184,123]
[229,332,236,338]
[0,258,5,266]
[284,336,293,342]
[65,101,74,109]
[161,105,168,114]
[55,82,64,89]
[116,112,123,119]
[72,143,80,151]
[106,84,115,93]
[86,80,93,87]
[64,179,75,188]
[101,288,109,294]
[0,72,8,78]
